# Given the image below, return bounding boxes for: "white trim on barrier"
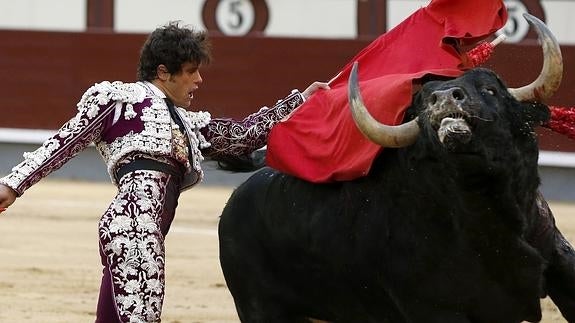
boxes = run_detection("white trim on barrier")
[0,127,95,147]
[0,127,55,144]
[1,127,575,168]
[538,151,575,168]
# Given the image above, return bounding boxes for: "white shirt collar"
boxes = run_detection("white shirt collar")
[143,81,166,99]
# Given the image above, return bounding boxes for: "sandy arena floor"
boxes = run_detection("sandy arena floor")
[0,179,573,323]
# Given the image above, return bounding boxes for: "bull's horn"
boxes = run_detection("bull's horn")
[508,13,563,102]
[348,62,420,147]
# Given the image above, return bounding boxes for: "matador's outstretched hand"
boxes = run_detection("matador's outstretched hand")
[301,81,330,100]
[0,184,17,212]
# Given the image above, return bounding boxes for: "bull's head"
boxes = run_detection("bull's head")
[348,13,563,148]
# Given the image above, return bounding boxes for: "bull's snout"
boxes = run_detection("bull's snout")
[429,87,472,150]
[430,87,467,108]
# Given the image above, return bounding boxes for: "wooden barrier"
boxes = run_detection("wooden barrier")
[0,29,573,151]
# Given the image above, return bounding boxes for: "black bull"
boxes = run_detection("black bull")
[218,66,575,323]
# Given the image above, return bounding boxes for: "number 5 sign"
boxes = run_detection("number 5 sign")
[202,0,269,36]
[499,0,546,43]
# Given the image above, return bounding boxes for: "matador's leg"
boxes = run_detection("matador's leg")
[96,170,179,323]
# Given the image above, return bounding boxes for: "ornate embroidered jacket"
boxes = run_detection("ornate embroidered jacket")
[0,81,304,195]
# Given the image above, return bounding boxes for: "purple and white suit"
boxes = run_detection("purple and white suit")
[0,80,304,322]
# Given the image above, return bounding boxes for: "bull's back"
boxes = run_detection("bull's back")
[219,167,307,254]
[219,167,342,243]
[218,167,386,321]
[220,167,288,228]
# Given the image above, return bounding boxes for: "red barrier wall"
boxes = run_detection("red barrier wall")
[0,30,573,151]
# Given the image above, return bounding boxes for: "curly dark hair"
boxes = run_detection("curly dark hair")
[137,21,212,81]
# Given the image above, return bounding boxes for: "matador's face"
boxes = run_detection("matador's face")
[162,61,203,108]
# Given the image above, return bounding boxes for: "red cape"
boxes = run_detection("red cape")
[266,0,507,182]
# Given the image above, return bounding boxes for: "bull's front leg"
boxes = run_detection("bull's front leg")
[531,192,575,322]
[546,229,575,322]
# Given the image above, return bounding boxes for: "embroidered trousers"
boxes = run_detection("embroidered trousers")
[95,168,182,323]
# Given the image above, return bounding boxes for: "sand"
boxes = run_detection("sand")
[0,179,572,323]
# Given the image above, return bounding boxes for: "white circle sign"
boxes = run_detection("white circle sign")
[498,0,530,43]
[215,0,256,36]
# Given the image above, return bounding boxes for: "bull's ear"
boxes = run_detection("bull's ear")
[492,72,550,126]
[404,93,422,121]
[517,101,551,126]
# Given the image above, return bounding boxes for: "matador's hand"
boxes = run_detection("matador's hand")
[0,184,17,212]
[302,81,330,100]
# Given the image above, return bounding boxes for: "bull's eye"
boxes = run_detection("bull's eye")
[482,87,497,96]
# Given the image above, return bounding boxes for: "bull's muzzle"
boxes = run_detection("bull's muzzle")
[429,87,472,146]
[438,117,472,148]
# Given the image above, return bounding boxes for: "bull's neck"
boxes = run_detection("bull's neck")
[389,143,541,233]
